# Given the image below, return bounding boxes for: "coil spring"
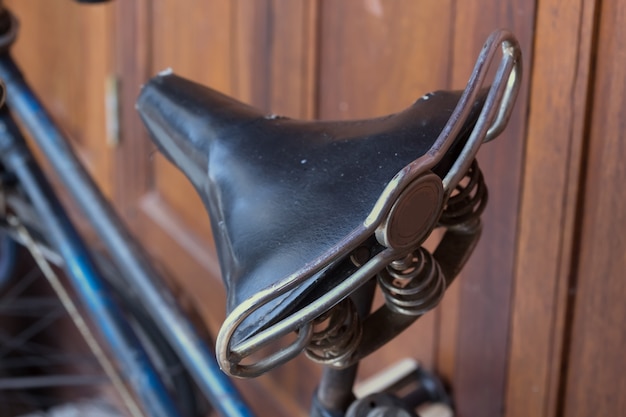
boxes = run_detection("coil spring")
[439,159,488,227]
[304,298,362,367]
[378,247,446,316]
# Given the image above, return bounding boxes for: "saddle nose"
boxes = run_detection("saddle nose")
[136,71,263,194]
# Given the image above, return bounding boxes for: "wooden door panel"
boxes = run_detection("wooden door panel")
[443,2,534,416]
[504,0,597,416]
[148,0,235,241]
[563,0,626,414]
[319,0,455,120]
[151,1,234,87]
[6,0,115,197]
[234,0,318,118]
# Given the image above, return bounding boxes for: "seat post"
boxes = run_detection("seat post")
[311,280,377,416]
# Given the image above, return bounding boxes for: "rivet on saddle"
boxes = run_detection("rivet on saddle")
[137,30,521,378]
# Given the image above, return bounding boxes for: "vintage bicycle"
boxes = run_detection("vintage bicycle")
[0,0,521,416]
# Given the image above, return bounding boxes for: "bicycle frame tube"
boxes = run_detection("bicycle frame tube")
[0,55,254,417]
[0,107,182,417]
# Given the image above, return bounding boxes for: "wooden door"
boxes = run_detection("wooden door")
[6,0,626,416]
[557,0,626,414]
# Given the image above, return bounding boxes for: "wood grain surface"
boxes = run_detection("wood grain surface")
[505,0,597,416]
[562,0,626,415]
[6,0,115,197]
[443,2,535,415]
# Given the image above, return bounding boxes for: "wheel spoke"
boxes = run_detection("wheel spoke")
[0,307,64,358]
[0,374,108,389]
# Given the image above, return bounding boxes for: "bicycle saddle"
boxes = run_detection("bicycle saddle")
[137,30,521,378]
[138,75,479,321]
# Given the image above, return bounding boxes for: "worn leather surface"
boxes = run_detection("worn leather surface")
[136,73,485,341]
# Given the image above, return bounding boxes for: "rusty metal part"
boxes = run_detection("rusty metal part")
[376,172,444,250]
[439,159,488,227]
[305,298,363,366]
[379,247,446,317]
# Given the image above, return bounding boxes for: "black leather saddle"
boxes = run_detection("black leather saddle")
[137,30,521,377]
[137,73,484,342]
[136,73,486,342]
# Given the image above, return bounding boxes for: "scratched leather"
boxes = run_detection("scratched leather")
[136,74,485,342]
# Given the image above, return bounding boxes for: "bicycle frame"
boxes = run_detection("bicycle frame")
[0,105,182,417]
[0,12,254,417]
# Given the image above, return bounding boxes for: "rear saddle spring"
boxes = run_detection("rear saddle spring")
[439,159,488,227]
[305,297,363,365]
[305,159,488,361]
[381,159,488,314]
[379,247,446,316]
[379,159,487,316]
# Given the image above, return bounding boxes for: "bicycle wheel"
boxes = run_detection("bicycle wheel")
[0,224,208,417]
[0,233,109,416]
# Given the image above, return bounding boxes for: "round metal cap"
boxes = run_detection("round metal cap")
[376,172,444,249]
